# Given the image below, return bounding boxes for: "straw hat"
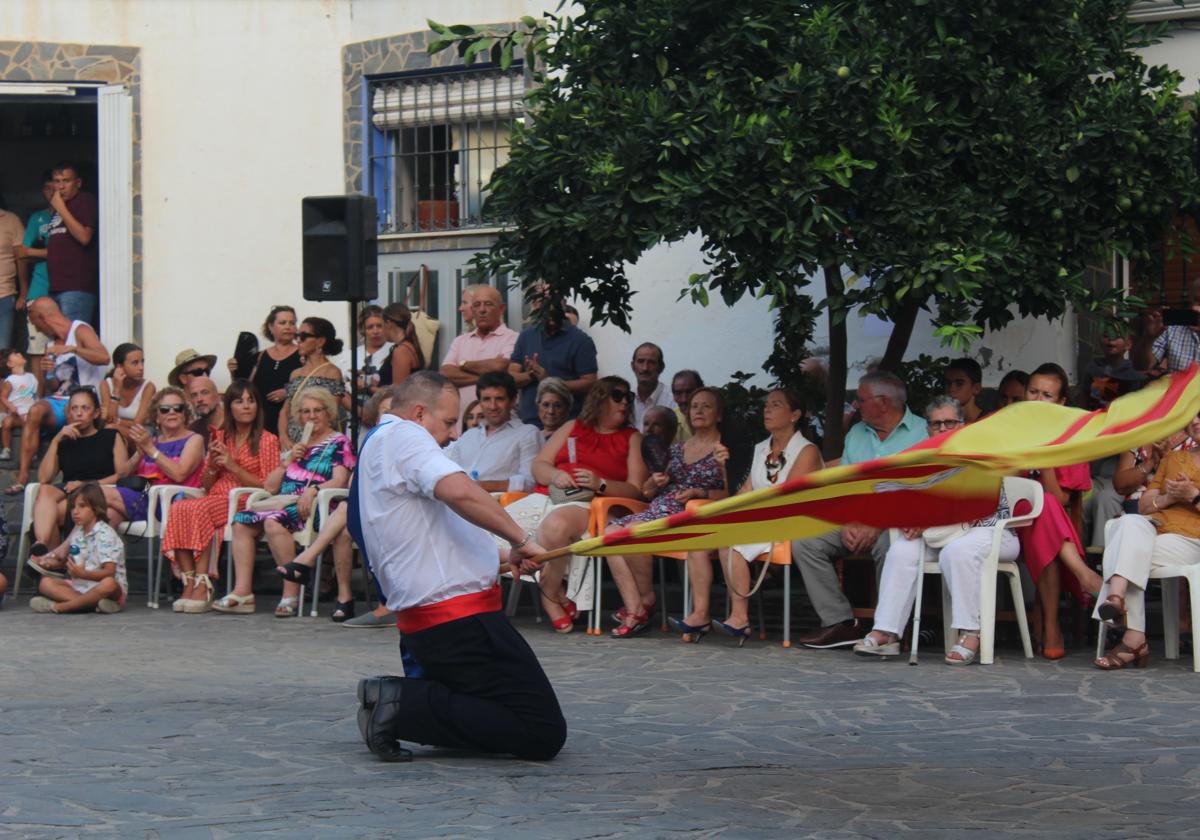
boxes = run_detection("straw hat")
[168,348,218,387]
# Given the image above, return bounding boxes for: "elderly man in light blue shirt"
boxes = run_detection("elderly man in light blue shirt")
[792,370,929,650]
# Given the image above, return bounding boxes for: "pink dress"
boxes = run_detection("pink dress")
[1017,463,1091,601]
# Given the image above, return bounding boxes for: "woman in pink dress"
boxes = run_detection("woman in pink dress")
[1020,363,1105,659]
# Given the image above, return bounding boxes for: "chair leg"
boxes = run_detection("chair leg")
[504,574,522,617]
[1007,571,1034,659]
[941,578,954,655]
[1187,574,1200,673]
[13,524,29,598]
[782,565,791,648]
[683,561,691,618]
[1162,578,1180,661]
[909,560,926,666]
[657,556,667,632]
[1095,620,1107,661]
[145,537,157,609]
[225,541,233,595]
[309,549,323,618]
[591,557,601,635]
[756,584,766,641]
[979,570,998,666]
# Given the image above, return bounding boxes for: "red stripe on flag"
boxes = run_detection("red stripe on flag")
[1045,411,1098,446]
[1100,364,1196,437]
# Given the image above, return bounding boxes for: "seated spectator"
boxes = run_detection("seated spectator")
[642,404,679,445]
[378,303,425,389]
[534,377,572,441]
[279,390,397,624]
[167,348,217,389]
[853,398,1015,663]
[279,317,346,449]
[99,342,155,449]
[29,484,127,614]
[461,399,483,431]
[509,299,598,424]
[185,376,224,442]
[445,371,540,492]
[216,387,354,618]
[12,297,110,492]
[1019,363,1103,659]
[630,343,675,428]
[669,388,821,643]
[611,390,729,638]
[1093,413,1200,669]
[0,349,38,460]
[107,387,205,525]
[792,371,928,649]
[669,369,704,443]
[248,305,302,435]
[944,357,985,423]
[440,285,518,409]
[521,377,648,632]
[1114,430,1197,515]
[26,387,123,559]
[996,370,1028,410]
[162,381,280,614]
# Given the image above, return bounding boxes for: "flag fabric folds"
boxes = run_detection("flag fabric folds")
[565,365,1200,559]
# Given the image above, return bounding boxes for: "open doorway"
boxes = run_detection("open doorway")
[0,93,97,226]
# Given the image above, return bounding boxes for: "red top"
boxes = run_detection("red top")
[536,422,637,494]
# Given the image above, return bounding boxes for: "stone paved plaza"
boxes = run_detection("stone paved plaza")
[3,595,1200,839]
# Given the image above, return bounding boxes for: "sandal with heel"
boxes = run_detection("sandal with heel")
[1094,639,1150,670]
[1098,593,1127,628]
[611,609,651,639]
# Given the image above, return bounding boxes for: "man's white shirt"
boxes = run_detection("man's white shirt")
[632,380,676,429]
[355,414,499,612]
[445,416,541,491]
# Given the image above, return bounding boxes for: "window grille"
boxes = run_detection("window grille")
[368,67,524,234]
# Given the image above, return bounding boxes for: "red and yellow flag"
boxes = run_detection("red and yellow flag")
[565,365,1200,558]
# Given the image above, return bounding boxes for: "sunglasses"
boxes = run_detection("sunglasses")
[609,389,633,404]
[182,367,210,378]
[297,332,318,341]
[158,404,187,415]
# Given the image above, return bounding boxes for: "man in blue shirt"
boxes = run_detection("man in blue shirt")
[792,371,929,649]
[15,172,56,360]
[508,302,598,425]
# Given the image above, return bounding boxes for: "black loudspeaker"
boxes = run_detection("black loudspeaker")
[302,195,378,301]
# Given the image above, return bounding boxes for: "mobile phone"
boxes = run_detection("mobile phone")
[1163,308,1200,327]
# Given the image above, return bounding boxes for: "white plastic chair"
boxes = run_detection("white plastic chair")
[907,476,1041,665]
[131,484,205,608]
[1093,519,1200,672]
[11,481,44,598]
[232,487,342,616]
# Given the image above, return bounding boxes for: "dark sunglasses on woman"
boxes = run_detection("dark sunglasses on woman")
[158,404,187,415]
[608,389,633,403]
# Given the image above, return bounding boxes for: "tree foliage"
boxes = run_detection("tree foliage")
[432,1,1200,453]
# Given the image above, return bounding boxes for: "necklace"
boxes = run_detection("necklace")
[765,449,787,483]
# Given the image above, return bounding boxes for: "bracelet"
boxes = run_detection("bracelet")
[509,534,530,550]
[149,448,162,460]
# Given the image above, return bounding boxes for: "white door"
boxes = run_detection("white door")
[97,84,132,346]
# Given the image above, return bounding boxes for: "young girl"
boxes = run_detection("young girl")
[0,349,38,460]
[29,483,127,614]
[99,342,156,449]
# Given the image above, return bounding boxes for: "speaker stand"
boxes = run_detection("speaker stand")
[348,299,360,451]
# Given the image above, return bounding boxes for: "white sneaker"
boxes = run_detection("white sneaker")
[29,596,57,613]
[96,598,123,614]
[0,447,11,460]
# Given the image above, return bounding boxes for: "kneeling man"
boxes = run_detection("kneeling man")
[349,371,567,762]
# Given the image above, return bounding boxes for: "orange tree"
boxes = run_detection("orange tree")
[433,0,1199,455]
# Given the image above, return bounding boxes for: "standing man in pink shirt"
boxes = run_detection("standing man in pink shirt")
[440,285,519,409]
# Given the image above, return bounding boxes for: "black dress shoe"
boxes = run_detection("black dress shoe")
[357,676,414,762]
[797,620,864,649]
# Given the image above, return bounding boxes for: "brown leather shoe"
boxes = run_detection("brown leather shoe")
[798,620,863,649]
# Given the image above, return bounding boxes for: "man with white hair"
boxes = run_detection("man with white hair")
[791,370,927,649]
[350,371,566,762]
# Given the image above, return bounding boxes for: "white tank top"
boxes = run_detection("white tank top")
[106,377,150,421]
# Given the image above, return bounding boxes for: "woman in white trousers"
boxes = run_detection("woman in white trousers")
[1094,437,1200,670]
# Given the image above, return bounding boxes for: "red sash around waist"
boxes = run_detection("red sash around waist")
[395,585,502,635]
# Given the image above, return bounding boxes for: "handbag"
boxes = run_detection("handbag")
[248,493,301,512]
[117,476,149,493]
[548,485,595,505]
[411,265,441,365]
[922,523,972,549]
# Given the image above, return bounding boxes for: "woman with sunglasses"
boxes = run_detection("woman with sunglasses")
[378,303,426,388]
[27,387,125,559]
[249,305,302,436]
[161,381,280,613]
[675,388,822,644]
[524,376,649,633]
[277,317,346,450]
[105,387,205,527]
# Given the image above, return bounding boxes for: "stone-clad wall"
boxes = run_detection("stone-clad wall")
[340,29,464,196]
[0,41,143,341]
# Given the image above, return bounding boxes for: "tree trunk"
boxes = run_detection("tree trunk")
[822,264,848,461]
[879,299,920,374]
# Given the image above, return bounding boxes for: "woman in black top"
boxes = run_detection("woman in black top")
[30,387,125,553]
[249,305,302,436]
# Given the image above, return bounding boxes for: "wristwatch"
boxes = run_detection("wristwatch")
[598,478,608,495]
[1191,492,1200,508]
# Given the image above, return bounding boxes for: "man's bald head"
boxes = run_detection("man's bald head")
[186,376,220,419]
